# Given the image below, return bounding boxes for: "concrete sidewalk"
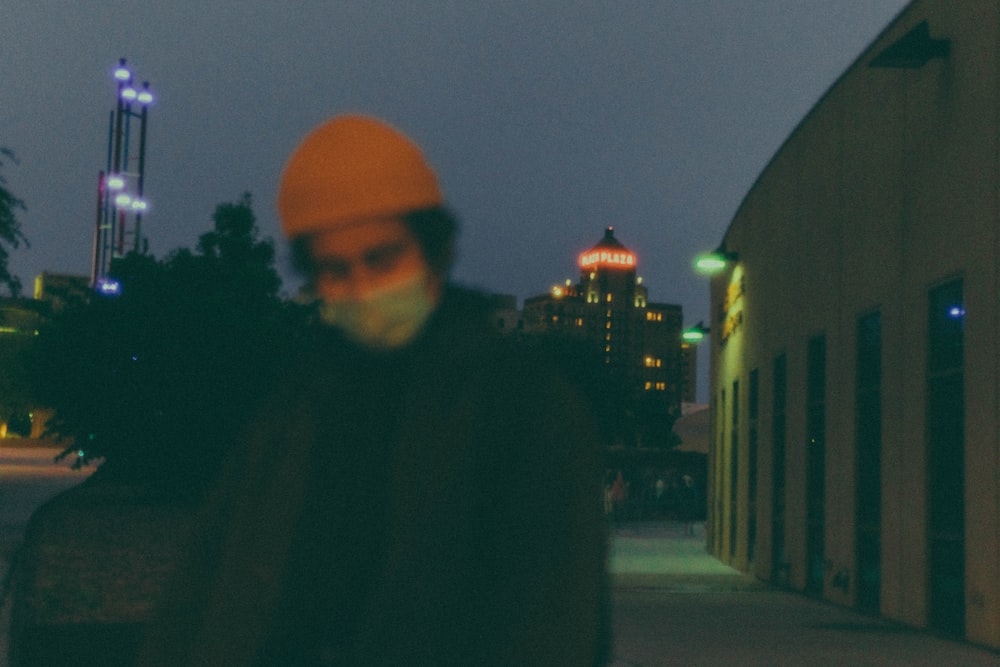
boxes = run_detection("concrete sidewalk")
[608,521,1000,666]
[610,521,751,585]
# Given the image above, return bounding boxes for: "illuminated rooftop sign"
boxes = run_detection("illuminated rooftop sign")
[578,249,637,270]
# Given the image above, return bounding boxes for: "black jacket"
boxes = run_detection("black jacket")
[139,288,609,666]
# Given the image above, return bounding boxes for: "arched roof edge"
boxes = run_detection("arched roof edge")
[719,0,918,247]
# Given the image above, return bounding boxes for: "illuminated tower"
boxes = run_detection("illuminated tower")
[577,227,643,367]
[523,227,689,445]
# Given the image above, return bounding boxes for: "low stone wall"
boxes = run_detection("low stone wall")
[7,483,198,666]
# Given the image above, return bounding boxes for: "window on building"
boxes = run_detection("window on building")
[806,334,826,596]
[730,379,739,559]
[856,309,882,614]
[606,293,613,303]
[713,387,726,555]
[771,353,788,583]
[927,278,965,636]
[748,368,759,565]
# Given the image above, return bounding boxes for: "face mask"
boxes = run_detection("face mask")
[317,271,437,350]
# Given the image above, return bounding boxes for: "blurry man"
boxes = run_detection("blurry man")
[140,114,608,666]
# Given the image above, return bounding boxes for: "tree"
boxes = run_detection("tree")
[517,331,632,447]
[25,194,310,495]
[0,301,43,434]
[0,148,28,296]
[631,390,681,449]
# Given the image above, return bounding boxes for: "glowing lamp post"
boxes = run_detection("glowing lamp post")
[91,58,154,288]
[693,250,737,275]
[682,322,710,343]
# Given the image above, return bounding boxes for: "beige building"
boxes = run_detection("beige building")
[706,0,1000,647]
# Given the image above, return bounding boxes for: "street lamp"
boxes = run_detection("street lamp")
[693,249,738,275]
[91,58,154,288]
[682,321,710,343]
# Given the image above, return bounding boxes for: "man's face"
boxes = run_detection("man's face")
[308,217,438,302]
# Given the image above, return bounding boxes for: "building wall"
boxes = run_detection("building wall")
[708,0,1000,647]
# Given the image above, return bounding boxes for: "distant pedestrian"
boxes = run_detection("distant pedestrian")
[610,470,627,520]
[138,114,608,666]
[681,474,698,535]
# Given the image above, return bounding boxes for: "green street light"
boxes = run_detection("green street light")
[693,249,738,275]
[682,322,710,343]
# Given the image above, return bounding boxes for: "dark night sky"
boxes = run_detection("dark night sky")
[1,1,910,400]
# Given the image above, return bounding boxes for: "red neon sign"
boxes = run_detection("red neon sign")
[578,249,637,270]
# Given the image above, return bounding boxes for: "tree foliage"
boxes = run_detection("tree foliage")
[26,193,310,494]
[0,301,43,431]
[517,331,631,446]
[0,148,29,296]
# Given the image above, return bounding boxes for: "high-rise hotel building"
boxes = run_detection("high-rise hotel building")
[521,228,694,432]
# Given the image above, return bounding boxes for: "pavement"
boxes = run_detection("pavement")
[0,445,90,587]
[608,521,1000,666]
[1,444,94,666]
[4,445,1000,666]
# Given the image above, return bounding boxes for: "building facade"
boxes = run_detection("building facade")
[523,228,693,443]
[706,0,1000,647]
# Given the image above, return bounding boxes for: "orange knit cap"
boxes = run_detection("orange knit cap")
[277,114,444,238]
